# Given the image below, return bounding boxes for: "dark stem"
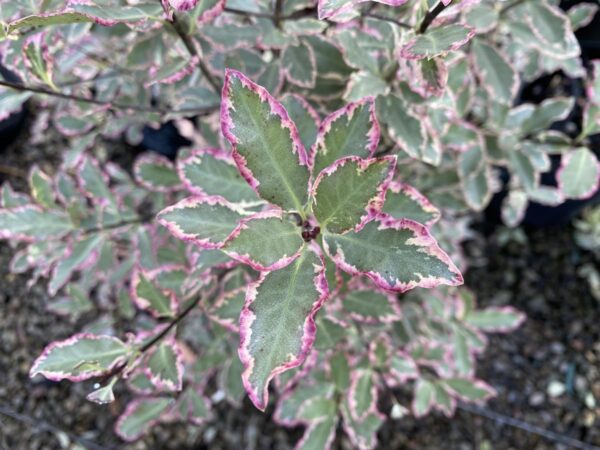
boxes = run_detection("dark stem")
[273,0,284,28]
[362,12,411,29]
[0,79,218,115]
[139,271,228,353]
[224,6,315,21]
[418,0,450,34]
[168,13,221,94]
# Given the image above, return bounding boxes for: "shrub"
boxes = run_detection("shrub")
[0,0,597,447]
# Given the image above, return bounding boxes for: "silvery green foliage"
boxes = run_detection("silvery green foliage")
[0,0,596,447]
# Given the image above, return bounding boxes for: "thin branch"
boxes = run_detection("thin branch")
[362,12,411,29]
[458,402,600,450]
[0,164,27,179]
[273,0,284,28]
[0,79,219,115]
[224,6,315,21]
[167,13,221,94]
[418,0,450,34]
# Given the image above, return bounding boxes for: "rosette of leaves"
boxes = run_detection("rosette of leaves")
[156,69,463,410]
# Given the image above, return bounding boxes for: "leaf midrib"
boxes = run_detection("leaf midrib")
[237,88,306,214]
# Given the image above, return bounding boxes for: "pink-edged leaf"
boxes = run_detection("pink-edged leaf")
[349,369,377,422]
[557,147,600,200]
[400,25,475,60]
[340,396,385,450]
[282,41,317,88]
[464,307,526,333]
[195,0,226,24]
[341,286,400,324]
[312,156,396,234]
[223,210,305,271]
[274,381,336,427]
[144,341,184,392]
[76,155,118,210]
[387,351,419,386]
[295,417,338,450]
[382,181,441,227]
[442,378,497,404]
[206,286,246,332]
[131,269,178,318]
[157,196,245,249]
[317,0,408,20]
[323,213,463,293]
[221,69,310,213]
[168,0,199,11]
[0,205,74,242]
[311,97,380,177]
[412,378,436,418]
[115,397,174,442]
[29,165,56,209]
[176,148,259,204]
[30,334,130,382]
[239,244,329,411]
[48,233,104,296]
[1,182,31,208]
[171,387,212,425]
[280,94,321,152]
[134,153,181,193]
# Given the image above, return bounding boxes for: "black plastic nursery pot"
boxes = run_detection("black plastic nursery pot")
[140,121,192,160]
[0,63,28,151]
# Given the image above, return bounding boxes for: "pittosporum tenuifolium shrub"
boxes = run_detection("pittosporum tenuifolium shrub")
[1,0,598,447]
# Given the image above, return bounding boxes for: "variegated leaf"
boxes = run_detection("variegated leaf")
[134,153,181,192]
[280,94,320,151]
[223,210,305,271]
[501,190,528,228]
[177,148,259,204]
[312,156,396,234]
[349,369,376,421]
[157,196,244,248]
[0,205,73,242]
[525,1,580,59]
[115,397,174,442]
[471,39,518,105]
[400,25,475,60]
[282,41,317,88]
[442,378,496,403]
[342,289,400,323]
[296,417,337,450]
[131,270,177,318]
[376,95,428,163]
[311,97,380,177]
[221,69,310,213]
[239,245,329,410]
[464,307,526,332]
[341,398,384,450]
[557,148,600,200]
[30,334,130,382]
[173,388,211,425]
[324,214,462,292]
[48,233,104,296]
[412,378,435,417]
[382,182,441,226]
[145,341,184,391]
[29,165,55,209]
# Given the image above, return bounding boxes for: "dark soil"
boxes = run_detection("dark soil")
[1,117,600,450]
